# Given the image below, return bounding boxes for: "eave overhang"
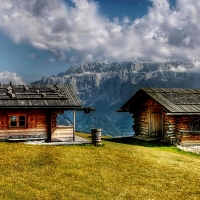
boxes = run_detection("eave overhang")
[166,112,200,116]
[0,106,97,111]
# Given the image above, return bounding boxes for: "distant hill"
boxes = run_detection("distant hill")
[33,61,200,136]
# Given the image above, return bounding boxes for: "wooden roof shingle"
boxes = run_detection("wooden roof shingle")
[120,87,200,114]
[0,83,82,109]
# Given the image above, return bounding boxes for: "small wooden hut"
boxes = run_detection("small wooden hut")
[0,83,91,142]
[118,88,200,145]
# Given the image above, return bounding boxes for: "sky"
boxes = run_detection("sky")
[0,0,200,83]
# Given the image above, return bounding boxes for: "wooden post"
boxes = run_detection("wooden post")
[73,110,76,141]
[47,111,52,142]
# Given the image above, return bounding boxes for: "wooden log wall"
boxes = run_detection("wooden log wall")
[51,112,57,134]
[133,105,177,144]
[0,109,60,141]
[176,116,200,131]
[131,96,200,144]
[133,108,149,136]
[162,115,200,144]
[176,116,200,144]
[132,98,162,137]
[52,126,74,140]
[162,113,177,144]
[130,94,200,144]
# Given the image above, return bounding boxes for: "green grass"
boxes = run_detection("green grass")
[0,133,200,200]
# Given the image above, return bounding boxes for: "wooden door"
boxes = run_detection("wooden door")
[0,114,8,128]
[28,114,37,128]
[150,108,162,137]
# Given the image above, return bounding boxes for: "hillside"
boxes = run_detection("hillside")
[0,133,200,199]
[33,62,200,136]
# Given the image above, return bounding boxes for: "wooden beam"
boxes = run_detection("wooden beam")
[73,110,76,141]
[47,111,52,142]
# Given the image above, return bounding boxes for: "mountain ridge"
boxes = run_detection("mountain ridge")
[33,61,200,136]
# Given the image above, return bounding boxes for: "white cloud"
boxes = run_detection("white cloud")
[27,53,36,59]
[122,16,130,24]
[0,0,200,65]
[0,71,25,84]
[170,65,186,72]
[49,58,56,63]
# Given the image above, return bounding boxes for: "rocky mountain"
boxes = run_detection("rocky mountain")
[33,61,200,136]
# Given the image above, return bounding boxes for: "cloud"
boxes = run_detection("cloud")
[122,16,130,24]
[27,53,36,59]
[49,58,56,63]
[0,71,25,84]
[170,65,187,72]
[0,0,200,66]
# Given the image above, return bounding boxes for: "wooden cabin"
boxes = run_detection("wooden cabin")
[0,83,88,142]
[118,88,200,145]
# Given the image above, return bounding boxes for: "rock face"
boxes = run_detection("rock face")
[33,61,200,136]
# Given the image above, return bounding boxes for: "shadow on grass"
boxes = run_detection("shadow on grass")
[102,137,169,147]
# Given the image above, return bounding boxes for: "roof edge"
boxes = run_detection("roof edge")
[166,113,200,115]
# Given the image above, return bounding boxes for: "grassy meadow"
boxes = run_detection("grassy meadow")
[0,133,200,199]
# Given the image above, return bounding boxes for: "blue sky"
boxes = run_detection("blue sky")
[0,0,198,83]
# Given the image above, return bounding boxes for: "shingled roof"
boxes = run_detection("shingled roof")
[120,87,200,114]
[0,83,82,109]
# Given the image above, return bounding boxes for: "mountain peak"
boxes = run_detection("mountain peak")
[33,61,198,136]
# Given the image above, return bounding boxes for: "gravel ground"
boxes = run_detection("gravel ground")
[177,145,200,154]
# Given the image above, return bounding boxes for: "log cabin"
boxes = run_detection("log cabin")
[0,83,92,142]
[118,88,200,145]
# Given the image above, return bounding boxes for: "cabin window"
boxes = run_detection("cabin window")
[10,115,26,127]
[188,119,200,131]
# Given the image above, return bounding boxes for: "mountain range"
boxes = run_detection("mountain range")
[33,61,200,136]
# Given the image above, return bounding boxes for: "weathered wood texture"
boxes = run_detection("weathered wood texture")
[0,109,67,141]
[150,108,163,137]
[162,113,177,143]
[121,87,200,113]
[133,108,149,136]
[0,84,82,108]
[176,116,200,144]
[123,88,200,145]
[133,98,164,137]
[52,126,74,140]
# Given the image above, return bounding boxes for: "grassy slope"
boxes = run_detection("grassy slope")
[0,133,200,200]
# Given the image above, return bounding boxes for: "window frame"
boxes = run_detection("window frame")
[9,114,27,128]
